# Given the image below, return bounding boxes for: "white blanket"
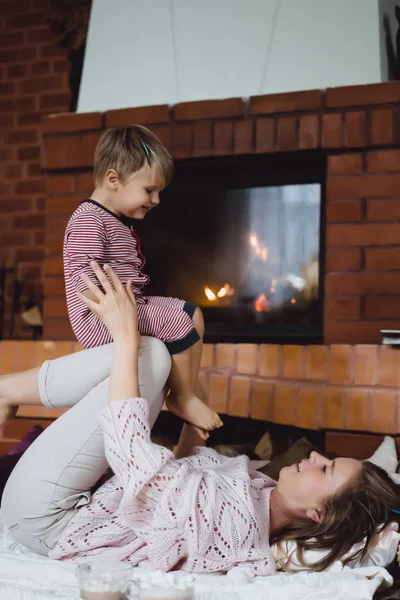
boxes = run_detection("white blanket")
[0,511,393,600]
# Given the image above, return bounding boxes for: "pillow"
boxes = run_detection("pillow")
[256,437,336,481]
[367,436,400,484]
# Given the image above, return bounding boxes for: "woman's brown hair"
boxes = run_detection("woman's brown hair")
[272,461,400,572]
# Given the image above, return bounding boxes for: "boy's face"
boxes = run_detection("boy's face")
[109,165,162,219]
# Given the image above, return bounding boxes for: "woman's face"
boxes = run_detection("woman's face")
[277,451,361,520]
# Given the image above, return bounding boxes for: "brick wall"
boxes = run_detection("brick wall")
[0,340,399,446]
[0,0,70,337]
[42,83,400,344]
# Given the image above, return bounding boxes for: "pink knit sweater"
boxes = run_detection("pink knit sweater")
[49,398,277,575]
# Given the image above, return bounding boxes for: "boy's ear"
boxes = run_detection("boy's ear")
[105,169,118,187]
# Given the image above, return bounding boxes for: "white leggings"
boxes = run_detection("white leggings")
[1,337,171,555]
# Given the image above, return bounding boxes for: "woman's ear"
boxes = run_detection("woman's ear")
[305,508,321,523]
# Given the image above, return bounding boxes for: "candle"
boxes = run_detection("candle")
[80,592,125,600]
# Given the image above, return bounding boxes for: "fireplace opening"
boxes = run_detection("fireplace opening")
[137,151,326,344]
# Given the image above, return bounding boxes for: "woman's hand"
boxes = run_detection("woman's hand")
[79,262,140,348]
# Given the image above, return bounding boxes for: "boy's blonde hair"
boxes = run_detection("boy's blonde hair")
[93,125,174,188]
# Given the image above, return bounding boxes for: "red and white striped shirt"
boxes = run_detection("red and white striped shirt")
[64,200,199,353]
[64,200,149,346]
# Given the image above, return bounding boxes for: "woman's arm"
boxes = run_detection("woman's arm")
[79,261,141,404]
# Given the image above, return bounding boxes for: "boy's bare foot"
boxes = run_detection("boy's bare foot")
[166,394,223,439]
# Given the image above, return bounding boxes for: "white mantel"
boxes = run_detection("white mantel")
[78,0,397,113]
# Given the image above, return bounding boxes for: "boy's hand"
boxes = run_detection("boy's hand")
[79,261,140,347]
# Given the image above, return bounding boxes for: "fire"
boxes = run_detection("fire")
[254,293,270,312]
[204,287,216,301]
[249,234,258,248]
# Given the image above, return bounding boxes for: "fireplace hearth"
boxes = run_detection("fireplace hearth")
[137,151,326,344]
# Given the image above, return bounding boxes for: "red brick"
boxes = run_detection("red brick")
[215,344,236,369]
[329,344,352,384]
[15,179,46,194]
[305,346,328,380]
[322,113,342,148]
[13,96,36,111]
[64,134,82,168]
[208,373,229,413]
[1,231,31,246]
[366,149,400,173]
[380,346,400,387]
[326,82,400,107]
[324,321,400,344]
[365,296,400,319]
[0,30,24,46]
[174,98,243,121]
[299,114,319,149]
[18,112,43,127]
[367,198,400,221]
[17,146,40,161]
[346,389,370,431]
[326,199,361,223]
[214,121,233,155]
[327,174,400,199]
[276,117,297,151]
[46,194,81,215]
[248,90,322,114]
[20,76,63,94]
[6,11,46,29]
[193,121,213,157]
[46,214,70,237]
[326,223,400,247]
[322,388,346,429]
[259,344,281,377]
[324,297,360,320]
[6,129,37,144]
[0,81,14,94]
[344,111,367,147]
[80,132,99,167]
[43,277,65,298]
[229,377,251,417]
[0,197,31,213]
[105,104,169,127]
[297,387,322,429]
[43,112,103,134]
[44,298,68,319]
[150,125,172,152]
[28,163,43,177]
[282,345,305,379]
[371,109,393,145]
[18,46,38,61]
[372,391,397,434]
[200,344,214,368]
[366,248,400,270]
[15,247,44,262]
[326,271,400,295]
[7,64,26,78]
[237,344,258,375]
[251,380,274,421]
[173,123,193,158]
[30,60,51,75]
[48,175,76,194]
[77,172,93,192]
[13,214,45,229]
[44,257,63,276]
[255,117,275,153]
[4,164,22,178]
[39,43,67,59]
[234,120,254,154]
[40,93,70,110]
[273,383,298,425]
[328,153,362,175]
[353,345,378,385]
[44,137,62,169]
[0,49,17,63]
[43,319,74,340]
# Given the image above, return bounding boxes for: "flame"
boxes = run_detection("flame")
[204,287,216,301]
[254,293,270,312]
[249,234,258,248]
[217,284,228,298]
[291,298,296,304]
[260,247,268,262]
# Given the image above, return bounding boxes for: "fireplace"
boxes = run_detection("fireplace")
[137,151,325,344]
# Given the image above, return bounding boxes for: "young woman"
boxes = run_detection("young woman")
[1,263,400,574]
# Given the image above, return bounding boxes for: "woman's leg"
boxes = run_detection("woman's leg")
[1,337,171,555]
